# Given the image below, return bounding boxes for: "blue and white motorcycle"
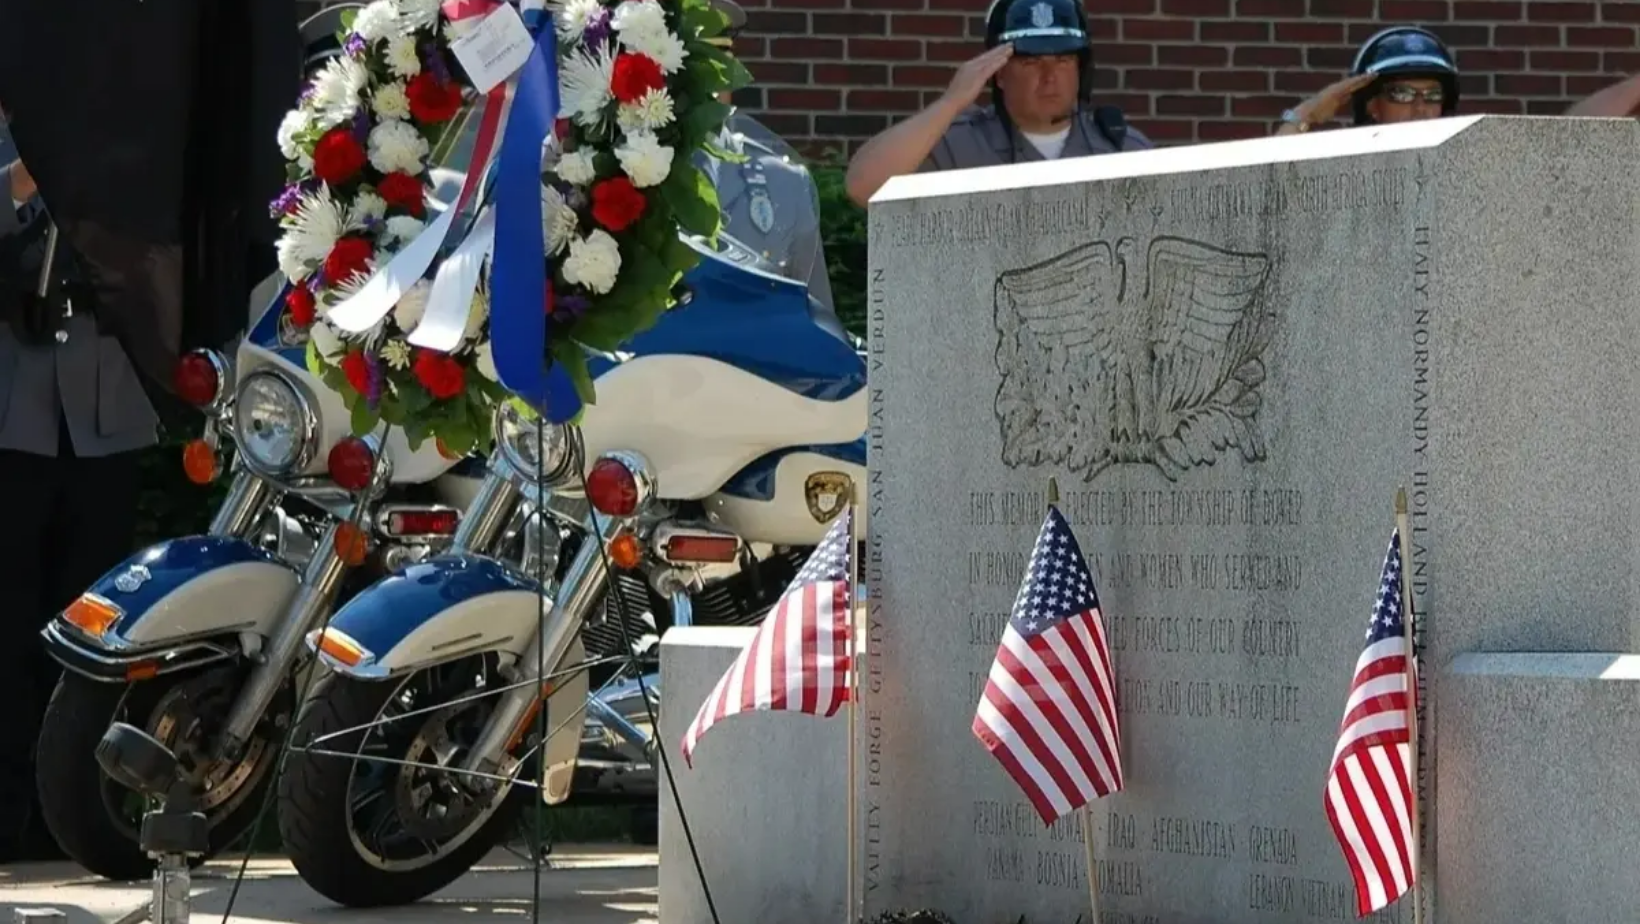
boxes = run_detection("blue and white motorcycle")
[274,214,869,904]
[32,276,484,880]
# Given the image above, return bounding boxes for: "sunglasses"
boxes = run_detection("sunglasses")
[1381,84,1444,105]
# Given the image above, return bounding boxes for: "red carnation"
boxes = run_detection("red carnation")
[412,349,467,400]
[377,172,425,217]
[554,118,572,141]
[407,72,463,124]
[312,128,367,186]
[590,176,647,232]
[341,350,371,396]
[610,53,665,104]
[324,236,375,287]
[286,286,317,328]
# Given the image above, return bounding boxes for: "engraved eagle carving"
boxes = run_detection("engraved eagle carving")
[992,235,1276,483]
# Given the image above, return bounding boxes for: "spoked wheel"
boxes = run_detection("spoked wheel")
[34,667,285,880]
[278,654,531,908]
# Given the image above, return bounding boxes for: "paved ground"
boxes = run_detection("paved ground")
[0,846,658,924]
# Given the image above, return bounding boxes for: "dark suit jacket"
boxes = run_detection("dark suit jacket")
[0,0,300,392]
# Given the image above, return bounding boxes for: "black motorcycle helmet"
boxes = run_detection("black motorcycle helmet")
[1349,26,1460,126]
[299,3,363,78]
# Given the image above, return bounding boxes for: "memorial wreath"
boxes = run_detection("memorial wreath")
[270,0,748,454]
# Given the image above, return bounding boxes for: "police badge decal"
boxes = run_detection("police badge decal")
[804,472,852,523]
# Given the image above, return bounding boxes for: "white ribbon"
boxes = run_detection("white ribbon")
[408,204,498,351]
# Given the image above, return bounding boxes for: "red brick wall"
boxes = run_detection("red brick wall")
[728,0,1640,160]
[296,1,1640,161]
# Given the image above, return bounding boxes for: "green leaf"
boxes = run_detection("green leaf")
[550,339,597,408]
[660,232,701,277]
[702,138,749,164]
[349,400,379,437]
[661,162,721,240]
[403,420,430,452]
[684,56,732,95]
[683,98,733,149]
[681,2,729,40]
[337,10,358,33]
[691,42,753,93]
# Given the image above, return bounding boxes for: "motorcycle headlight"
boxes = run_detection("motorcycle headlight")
[494,401,574,484]
[234,371,315,475]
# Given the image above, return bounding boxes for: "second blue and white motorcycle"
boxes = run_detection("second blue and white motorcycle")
[275,213,869,904]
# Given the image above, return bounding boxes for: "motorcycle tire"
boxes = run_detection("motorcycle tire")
[278,670,526,908]
[33,671,279,881]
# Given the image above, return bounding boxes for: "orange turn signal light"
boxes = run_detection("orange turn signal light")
[181,439,220,485]
[334,522,370,567]
[63,594,122,637]
[607,531,643,570]
[311,627,370,667]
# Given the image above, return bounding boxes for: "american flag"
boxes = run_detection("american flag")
[1324,530,1419,916]
[679,507,853,768]
[971,505,1123,825]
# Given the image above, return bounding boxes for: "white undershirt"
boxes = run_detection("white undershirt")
[1021,126,1071,160]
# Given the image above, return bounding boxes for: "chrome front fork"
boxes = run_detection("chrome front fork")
[456,508,626,777]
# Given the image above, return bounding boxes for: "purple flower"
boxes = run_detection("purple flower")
[419,38,451,85]
[344,33,368,57]
[551,294,591,324]
[364,354,385,409]
[351,108,371,143]
[581,10,613,48]
[269,183,304,217]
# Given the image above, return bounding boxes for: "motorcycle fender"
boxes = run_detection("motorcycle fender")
[317,553,548,676]
[69,536,300,650]
[317,553,587,804]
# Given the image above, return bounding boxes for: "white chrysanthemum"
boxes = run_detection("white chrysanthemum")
[385,35,422,79]
[393,280,432,331]
[559,44,616,127]
[542,186,579,257]
[622,28,687,74]
[350,0,399,43]
[396,0,442,31]
[552,0,604,42]
[309,320,344,359]
[612,0,667,42]
[276,109,310,161]
[615,131,673,188]
[372,81,412,121]
[474,341,499,381]
[562,229,622,295]
[555,149,598,186]
[381,339,412,370]
[277,190,348,281]
[368,119,431,175]
[384,215,425,247]
[462,288,489,343]
[617,88,675,133]
[309,56,369,128]
[350,190,388,229]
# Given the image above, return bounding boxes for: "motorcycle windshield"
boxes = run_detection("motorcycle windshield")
[688,112,825,294]
[432,107,826,298]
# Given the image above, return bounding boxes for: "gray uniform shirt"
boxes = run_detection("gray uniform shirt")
[0,121,158,458]
[695,111,837,317]
[922,103,1154,172]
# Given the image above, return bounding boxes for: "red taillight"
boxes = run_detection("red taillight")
[385,509,459,536]
[328,438,376,492]
[586,457,639,516]
[173,352,219,407]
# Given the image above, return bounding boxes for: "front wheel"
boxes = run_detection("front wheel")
[278,655,527,908]
[34,667,284,880]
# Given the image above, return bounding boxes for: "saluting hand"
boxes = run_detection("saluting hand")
[940,43,1015,110]
[1290,74,1377,127]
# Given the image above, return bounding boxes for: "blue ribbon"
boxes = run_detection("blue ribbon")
[490,5,583,424]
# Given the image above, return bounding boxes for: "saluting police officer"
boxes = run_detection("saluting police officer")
[0,112,158,862]
[845,0,1152,207]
